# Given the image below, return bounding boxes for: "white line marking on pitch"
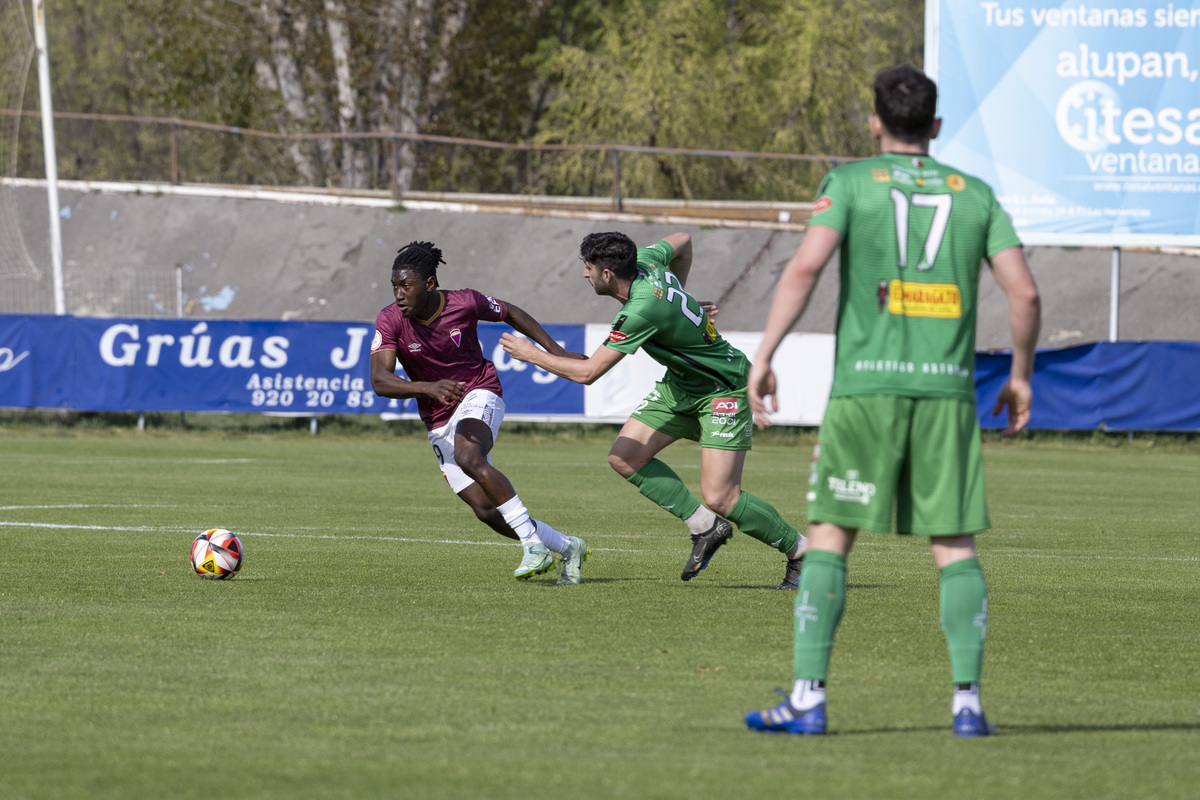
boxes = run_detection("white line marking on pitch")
[0,519,642,552]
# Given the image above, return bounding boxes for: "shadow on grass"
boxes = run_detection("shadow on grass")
[790,721,1200,737]
[721,583,898,591]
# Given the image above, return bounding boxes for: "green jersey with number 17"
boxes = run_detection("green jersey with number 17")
[603,240,749,395]
[809,152,1021,401]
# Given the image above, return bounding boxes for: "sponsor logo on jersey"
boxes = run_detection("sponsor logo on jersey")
[371,329,383,351]
[871,168,891,183]
[812,196,833,214]
[486,296,503,315]
[712,398,738,414]
[887,280,963,319]
[911,158,924,168]
[608,330,629,343]
[407,342,422,352]
[947,174,966,191]
[828,469,876,506]
[450,328,462,347]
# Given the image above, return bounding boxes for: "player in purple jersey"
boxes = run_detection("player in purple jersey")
[370,241,590,584]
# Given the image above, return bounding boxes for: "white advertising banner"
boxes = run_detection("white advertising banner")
[582,325,834,426]
[926,0,1200,246]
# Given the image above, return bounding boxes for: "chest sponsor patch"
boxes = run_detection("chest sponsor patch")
[887,280,962,319]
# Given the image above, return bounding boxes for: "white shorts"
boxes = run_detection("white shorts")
[427,389,506,494]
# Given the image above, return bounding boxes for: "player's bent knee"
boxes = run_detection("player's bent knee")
[607,452,636,479]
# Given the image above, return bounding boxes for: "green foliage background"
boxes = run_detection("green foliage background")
[8,0,924,199]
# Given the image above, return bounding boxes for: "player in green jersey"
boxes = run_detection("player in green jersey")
[743,65,1041,737]
[500,231,808,588]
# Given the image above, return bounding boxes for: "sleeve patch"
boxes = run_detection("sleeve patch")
[608,331,629,343]
[812,196,833,214]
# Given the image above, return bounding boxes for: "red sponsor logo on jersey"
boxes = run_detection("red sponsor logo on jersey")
[812,196,833,214]
[450,328,462,347]
[712,397,738,414]
[608,330,629,343]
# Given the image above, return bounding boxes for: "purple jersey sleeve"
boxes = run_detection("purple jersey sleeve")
[469,289,507,323]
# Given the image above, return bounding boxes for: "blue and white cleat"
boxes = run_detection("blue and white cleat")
[744,688,827,735]
[953,708,996,738]
[514,542,556,580]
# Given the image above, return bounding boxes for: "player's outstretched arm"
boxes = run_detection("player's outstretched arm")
[369,349,464,406]
[988,246,1041,435]
[750,225,839,427]
[500,335,624,385]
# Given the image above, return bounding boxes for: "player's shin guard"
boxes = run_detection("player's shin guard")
[939,557,988,685]
[725,491,800,554]
[793,550,847,682]
[627,459,702,522]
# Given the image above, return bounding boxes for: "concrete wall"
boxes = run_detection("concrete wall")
[6,181,1199,349]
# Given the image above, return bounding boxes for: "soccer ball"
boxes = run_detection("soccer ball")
[190,528,244,579]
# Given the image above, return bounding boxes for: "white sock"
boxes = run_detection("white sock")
[952,684,982,715]
[790,679,825,712]
[787,533,808,560]
[497,496,538,545]
[532,519,571,554]
[684,506,717,535]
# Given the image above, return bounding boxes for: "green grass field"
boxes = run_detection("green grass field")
[2,419,1198,799]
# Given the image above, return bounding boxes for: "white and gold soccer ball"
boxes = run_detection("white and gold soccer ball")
[190,528,244,579]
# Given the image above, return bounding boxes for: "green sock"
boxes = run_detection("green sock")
[626,459,701,522]
[793,550,847,682]
[725,491,799,554]
[939,557,988,685]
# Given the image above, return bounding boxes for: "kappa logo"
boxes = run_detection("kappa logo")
[407,342,422,353]
[711,397,738,414]
[827,469,876,506]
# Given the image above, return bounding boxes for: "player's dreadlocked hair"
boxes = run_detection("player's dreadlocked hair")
[392,241,445,286]
[580,232,638,281]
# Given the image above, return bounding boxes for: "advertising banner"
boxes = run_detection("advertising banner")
[976,341,1200,430]
[0,315,584,417]
[927,0,1200,246]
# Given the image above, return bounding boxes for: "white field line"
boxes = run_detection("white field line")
[0,510,642,551]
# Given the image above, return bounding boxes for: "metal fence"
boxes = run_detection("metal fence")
[0,109,853,210]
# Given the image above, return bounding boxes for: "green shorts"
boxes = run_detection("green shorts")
[631,380,753,451]
[807,395,990,536]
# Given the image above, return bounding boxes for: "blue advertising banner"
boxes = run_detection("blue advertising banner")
[0,315,585,417]
[926,1,1200,246]
[976,341,1200,430]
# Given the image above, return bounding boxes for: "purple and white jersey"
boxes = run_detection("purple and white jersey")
[372,288,507,431]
